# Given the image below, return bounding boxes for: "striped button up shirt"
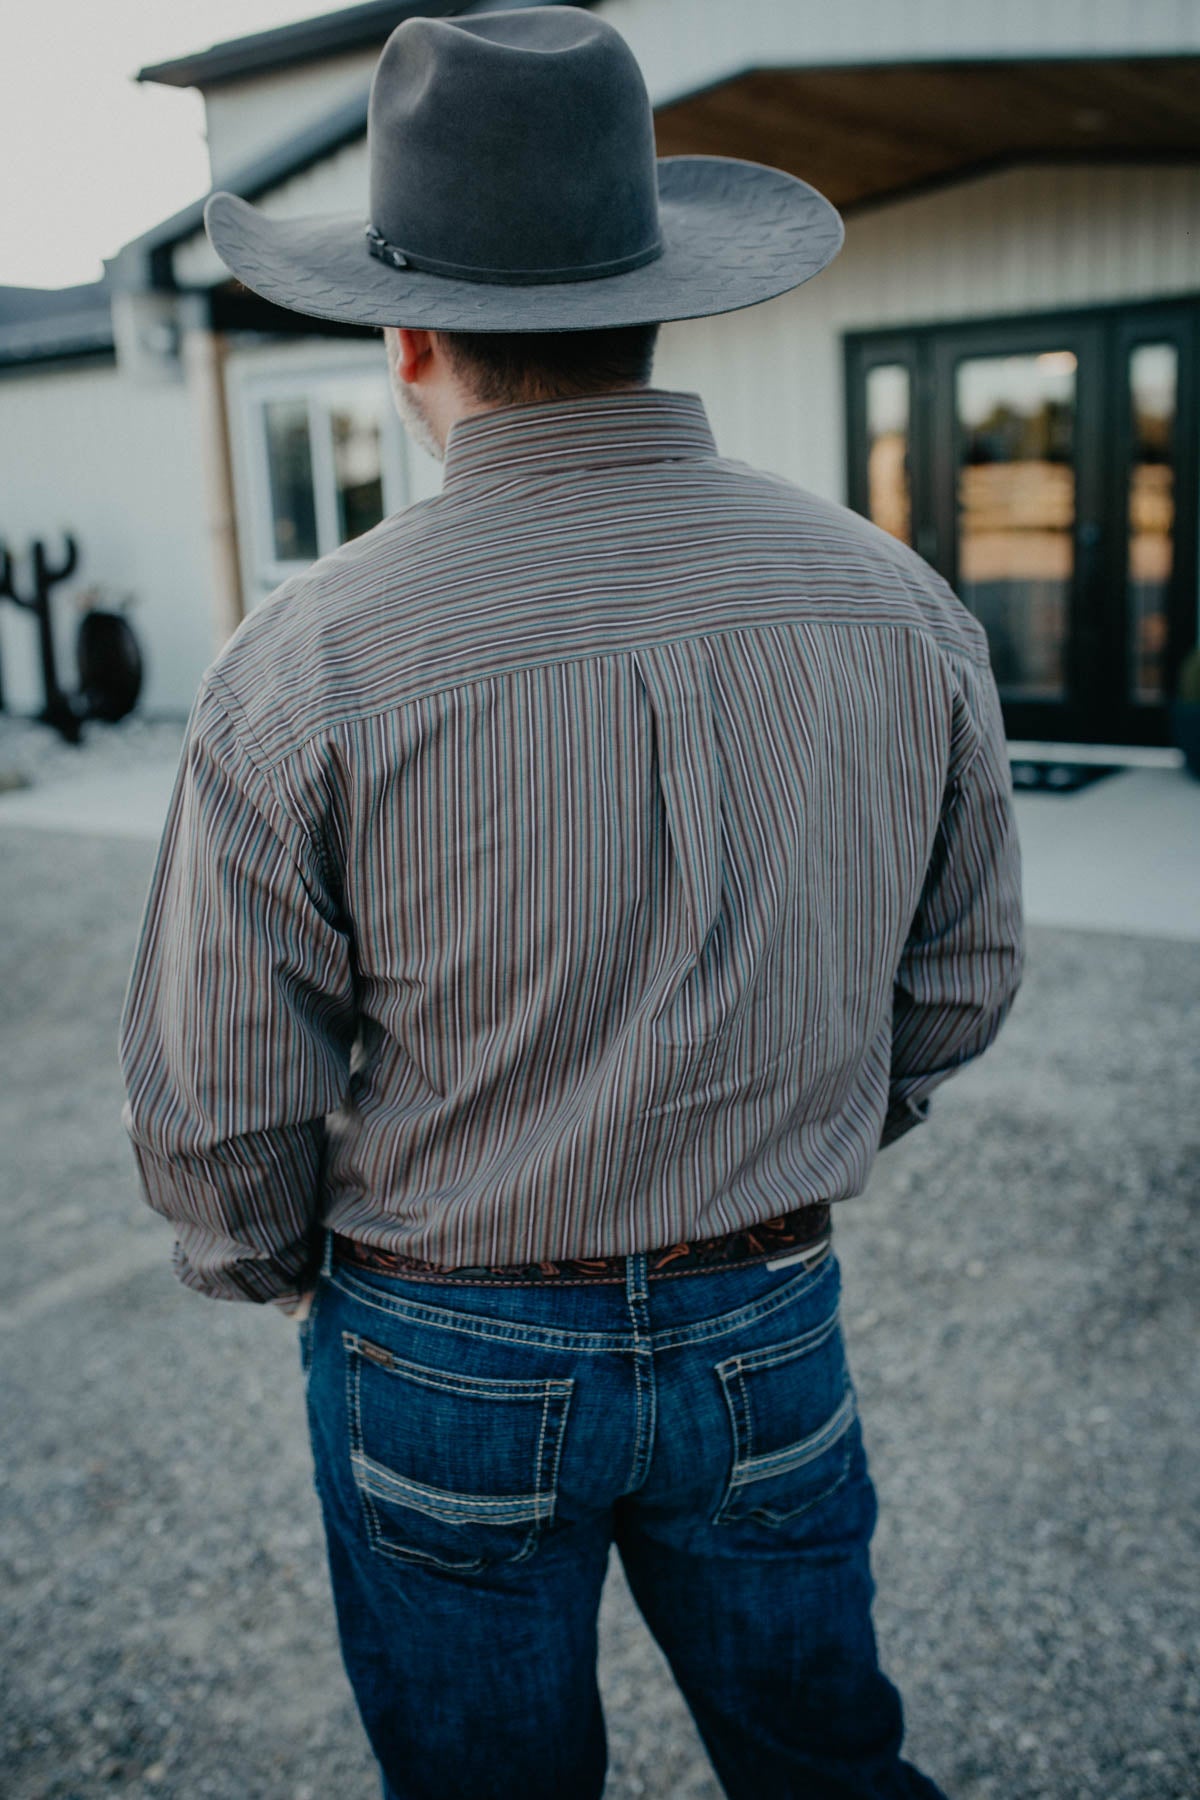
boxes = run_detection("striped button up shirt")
[118,386,1023,1308]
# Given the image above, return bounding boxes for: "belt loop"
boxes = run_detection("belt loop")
[319,1229,334,1281]
[624,1251,652,1336]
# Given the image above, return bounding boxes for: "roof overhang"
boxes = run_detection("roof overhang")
[654,56,1200,213]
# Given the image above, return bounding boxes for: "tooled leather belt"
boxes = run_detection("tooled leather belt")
[330,1200,832,1286]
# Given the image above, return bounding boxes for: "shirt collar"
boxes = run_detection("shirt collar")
[441,387,717,494]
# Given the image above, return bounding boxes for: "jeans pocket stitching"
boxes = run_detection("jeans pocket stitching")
[714,1305,842,1380]
[712,1292,858,1528]
[344,1336,574,1573]
[656,1250,839,1355]
[733,1386,857,1487]
[713,1383,857,1528]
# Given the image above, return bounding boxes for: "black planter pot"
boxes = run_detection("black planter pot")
[76,608,143,724]
[1169,699,1200,779]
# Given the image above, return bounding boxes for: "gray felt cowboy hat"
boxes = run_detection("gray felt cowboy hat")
[204,5,844,332]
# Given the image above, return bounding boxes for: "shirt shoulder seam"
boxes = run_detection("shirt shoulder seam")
[203,666,327,867]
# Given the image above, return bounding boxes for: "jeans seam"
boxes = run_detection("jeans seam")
[326,1253,837,1354]
[346,1334,387,1558]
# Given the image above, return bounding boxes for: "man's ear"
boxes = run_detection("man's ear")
[390,327,434,384]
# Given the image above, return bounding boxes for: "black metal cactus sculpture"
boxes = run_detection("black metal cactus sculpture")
[0,534,83,742]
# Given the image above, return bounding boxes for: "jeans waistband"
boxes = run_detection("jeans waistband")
[329,1201,832,1286]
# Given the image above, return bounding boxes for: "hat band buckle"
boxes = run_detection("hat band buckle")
[364,221,663,288]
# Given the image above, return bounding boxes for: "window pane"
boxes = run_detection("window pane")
[264,399,318,562]
[955,351,1076,701]
[331,389,385,544]
[1127,343,1177,706]
[865,364,912,545]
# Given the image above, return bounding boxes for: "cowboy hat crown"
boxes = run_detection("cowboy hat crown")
[366,9,662,285]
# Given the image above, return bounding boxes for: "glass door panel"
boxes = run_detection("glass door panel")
[329,373,387,545]
[864,363,913,547]
[1126,343,1177,706]
[954,350,1077,702]
[263,399,319,563]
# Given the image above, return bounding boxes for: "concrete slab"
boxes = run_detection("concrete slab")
[1011,766,1200,942]
[0,759,179,842]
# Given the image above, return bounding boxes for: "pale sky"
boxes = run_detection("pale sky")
[4,0,341,291]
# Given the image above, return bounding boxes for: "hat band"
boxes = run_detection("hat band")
[365,223,663,287]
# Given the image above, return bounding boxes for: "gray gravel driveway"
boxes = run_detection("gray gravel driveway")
[2,822,1197,1800]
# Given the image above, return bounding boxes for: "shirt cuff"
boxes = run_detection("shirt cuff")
[271,1289,316,1321]
[880,1093,931,1149]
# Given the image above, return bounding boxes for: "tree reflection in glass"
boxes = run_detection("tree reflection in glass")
[955,351,1076,701]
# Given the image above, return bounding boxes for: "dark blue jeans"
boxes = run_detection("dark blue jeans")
[299,1233,947,1800]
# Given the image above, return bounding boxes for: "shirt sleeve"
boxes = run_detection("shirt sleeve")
[882,649,1025,1147]
[117,674,357,1303]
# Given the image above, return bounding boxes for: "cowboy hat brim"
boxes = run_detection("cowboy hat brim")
[203,156,844,332]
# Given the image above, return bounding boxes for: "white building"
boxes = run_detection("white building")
[2,0,1198,750]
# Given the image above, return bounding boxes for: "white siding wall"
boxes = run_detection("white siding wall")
[0,362,214,717]
[203,49,378,185]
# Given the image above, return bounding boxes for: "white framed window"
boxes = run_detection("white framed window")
[226,344,426,608]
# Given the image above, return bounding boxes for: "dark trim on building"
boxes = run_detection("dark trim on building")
[0,346,117,380]
[843,286,1200,349]
[208,287,379,340]
[839,149,1200,221]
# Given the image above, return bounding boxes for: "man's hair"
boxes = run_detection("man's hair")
[438,323,660,406]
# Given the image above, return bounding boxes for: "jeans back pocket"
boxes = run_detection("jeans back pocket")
[712,1300,857,1530]
[343,1330,574,1574]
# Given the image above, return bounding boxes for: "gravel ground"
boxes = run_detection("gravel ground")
[1,818,1197,1800]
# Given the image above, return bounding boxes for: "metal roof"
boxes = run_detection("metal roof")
[0,283,114,371]
[136,0,582,91]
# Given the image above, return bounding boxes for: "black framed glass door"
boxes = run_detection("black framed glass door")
[846,298,1198,746]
